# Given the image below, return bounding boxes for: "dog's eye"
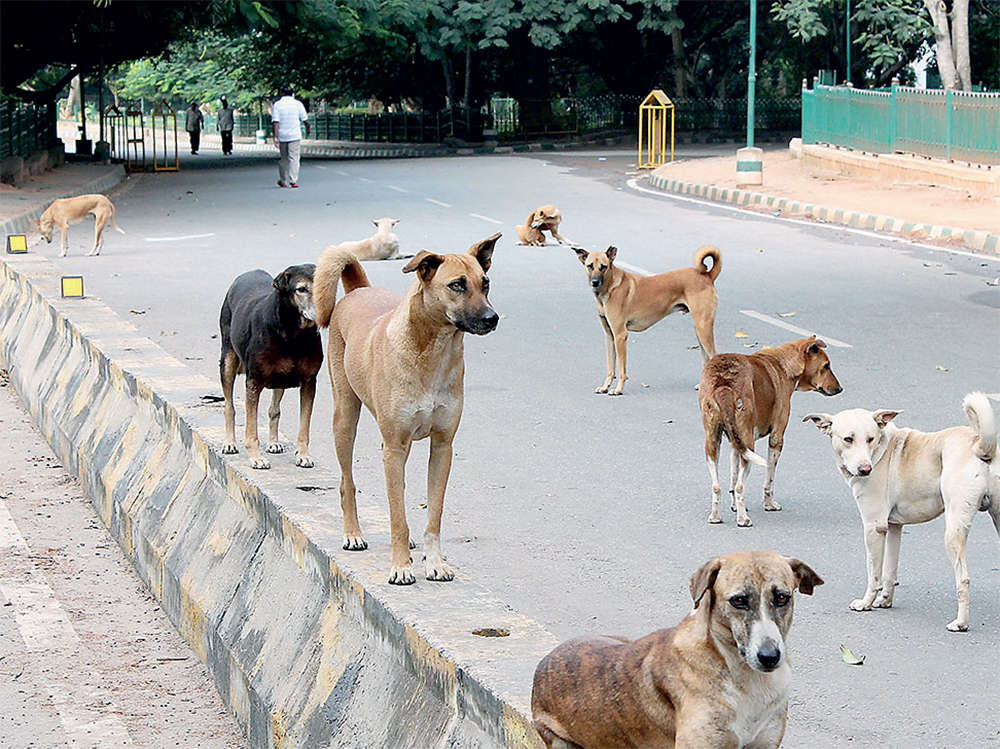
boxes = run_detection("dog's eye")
[449,280,466,293]
[296,286,309,294]
[773,592,791,607]
[843,436,854,444]
[728,595,750,610]
[586,263,594,269]
[600,265,607,271]
[823,362,831,370]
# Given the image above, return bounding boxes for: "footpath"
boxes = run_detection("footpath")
[649,143,1000,255]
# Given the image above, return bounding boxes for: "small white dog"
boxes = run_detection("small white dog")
[326,217,403,261]
[804,392,999,632]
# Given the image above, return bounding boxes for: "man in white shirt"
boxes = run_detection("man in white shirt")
[271,86,310,188]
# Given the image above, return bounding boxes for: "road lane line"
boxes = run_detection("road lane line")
[315,165,328,170]
[616,261,653,276]
[625,178,1000,264]
[335,170,350,176]
[0,581,80,651]
[358,177,374,183]
[469,213,503,225]
[0,501,28,551]
[425,198,452,208]
[740,310,853,348]
[50,686,134,748]
[387,185,408,193]
[143,233,215,243]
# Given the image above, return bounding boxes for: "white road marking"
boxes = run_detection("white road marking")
[616,261,653,276]
[0,581,80,651]
[387,185,408,193]
[625,178,1000,264]
[425,198,452,208]
[358,177,374,183]
[469,213,503,225]
[0,501,28,551]
[335,170,350,176]
[143,233,216,243]
[315,165,328,170]
[740,310,853,348]
[50,686,134,748]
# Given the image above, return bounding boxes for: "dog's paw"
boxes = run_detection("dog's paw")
[388,566,416,586]
[609,389,624,397]
[343,535,368,551]
[946,618,968,632]
[425,561,455,582]
[266,442,284,454]
[849,598,873,612]
[249,456,271,469]
[736,514,753,528]
[872,595,893,609]
[708,512,723,524]
[295,454,314,468]
[595,384,611,394]
[763,500,782,511]
[221,442,238,455]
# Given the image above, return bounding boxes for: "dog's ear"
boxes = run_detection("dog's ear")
[802,413,833,433]
[372,219,379,227]
[272,270,291,292]
[690,557,722,608]
[468,232,501,272]
[573,247,588,264]
[605,246,617,263]
[872,409,902,428]
[804,336,827,354]
[392,218,399,227]
[402,251,445,281]
[783,557,824,595]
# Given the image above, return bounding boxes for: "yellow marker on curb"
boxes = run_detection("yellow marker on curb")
[61,276,84,298]
[6,234,27,254]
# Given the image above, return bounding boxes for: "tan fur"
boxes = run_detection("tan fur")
[699,337,842,527]
[575,245,722,395]
[314,233,502,584]
[35,194,125,257]
[516,205,568,246]
[325,217,402,261]
[804,392,1000,631]
[532,551,823,749]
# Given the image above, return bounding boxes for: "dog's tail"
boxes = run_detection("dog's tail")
[694,245,722,282]
[713,386,767,467]
[110,208,126,235]
[963,392,997,462]
[314,246,371,328]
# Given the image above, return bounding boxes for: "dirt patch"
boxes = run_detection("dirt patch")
[657,148,1000,236]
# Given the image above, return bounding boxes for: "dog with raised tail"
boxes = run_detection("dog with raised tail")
[699,336,842,527]
[313,233,501,585]
[804,392,999,632]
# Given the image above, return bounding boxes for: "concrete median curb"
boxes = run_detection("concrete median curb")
[647,171,1000,256]
[0,250,554,748]
[0,165,127,239]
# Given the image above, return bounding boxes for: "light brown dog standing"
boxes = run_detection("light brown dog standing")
[532,551,823,749]
[699,336,842,527]
[516,205,568,246]
[575,245,721,395]
[35,194,125,257]
[313,233,501,585]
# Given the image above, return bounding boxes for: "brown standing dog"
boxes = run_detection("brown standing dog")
[516,205,568,246]
[575,245,721,395]
[313,233,501,585]
[532,551,823,749]
[699,336,842,527]
[35,193,125,257]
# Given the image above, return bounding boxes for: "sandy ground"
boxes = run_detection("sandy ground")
[0,371,245,748]
[656,147,1000,235]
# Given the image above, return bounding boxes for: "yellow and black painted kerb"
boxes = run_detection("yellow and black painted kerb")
[6,234,28,254]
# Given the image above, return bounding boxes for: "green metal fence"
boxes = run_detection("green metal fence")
[232,108,484,143]
[802,83,1000,165]
[0,100,57,160]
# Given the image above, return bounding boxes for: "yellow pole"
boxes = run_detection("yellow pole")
[670,107,675,163]
[638,106,644,167]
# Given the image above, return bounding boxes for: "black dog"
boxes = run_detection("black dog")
[219,265,323,469]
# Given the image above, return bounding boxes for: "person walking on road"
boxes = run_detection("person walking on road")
[185,101,204,155]
[218,97,234,155]
[272,86,310,188]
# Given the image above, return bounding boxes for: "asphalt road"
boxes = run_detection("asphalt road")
[36,145,1000,748]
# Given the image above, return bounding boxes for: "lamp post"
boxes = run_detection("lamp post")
[846,0,852,84]
[737,0,763,185]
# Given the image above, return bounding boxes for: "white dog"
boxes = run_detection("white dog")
[804,392,999,632]
[326,218,403,261]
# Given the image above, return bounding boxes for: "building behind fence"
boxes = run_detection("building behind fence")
[802,82,1000,165]
[1,100,57,160]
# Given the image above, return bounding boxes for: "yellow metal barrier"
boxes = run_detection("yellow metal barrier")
[151,100,178,172]
[637,89,674,169]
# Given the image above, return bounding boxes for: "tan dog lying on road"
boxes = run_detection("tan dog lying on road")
[314,233,501,585]
[575,245,721,395]
[532,551,823,749]
[804,392,999,632]
[327,217,404,261]
[516,205,568,246]
[35,193,125,257]
[699,336,842,527]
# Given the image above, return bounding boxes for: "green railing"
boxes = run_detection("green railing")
[802,83,1000,165]
[0,100,57,160]
[232,108,484,143]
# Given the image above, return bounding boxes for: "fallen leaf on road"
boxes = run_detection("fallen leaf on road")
[761,345,772,349]
[200,394,224,402]
[129,309,147,315]
[986,277,999,286]
[778,312,796,318]
[922,262,942,268]
[755,248,765,254]
[735,331,748,338]
[943,271,956,276]
[499,314,507,319]
[641,383,650,388]
[743,343,758,348]
[936,365,949,372]
[840,644,865,666]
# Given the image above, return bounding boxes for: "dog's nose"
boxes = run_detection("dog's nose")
[590,278,601,288]
[480,309,499,331]
[857,463,872,476]
[756,640,782,670]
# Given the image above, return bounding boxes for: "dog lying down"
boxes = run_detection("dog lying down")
[516,205,570,246]
[805,392,999,632]
[532,551,822,749]
[325,217,407,261]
